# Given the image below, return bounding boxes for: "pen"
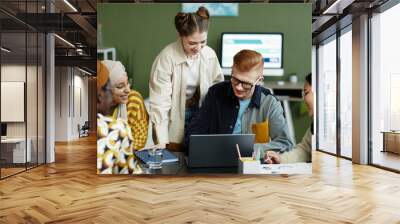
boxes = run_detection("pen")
[236,144,242,160]
[264,152,271,164]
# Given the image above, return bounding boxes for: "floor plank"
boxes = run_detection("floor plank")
[0,135,399,223]
[372,151,400,171]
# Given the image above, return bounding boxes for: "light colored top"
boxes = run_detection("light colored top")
[233,99,251,134]
[186,56,201,99]
[280,127,312,163]
[149,41,224,144]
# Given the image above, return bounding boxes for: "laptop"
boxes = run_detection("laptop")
[187,134,255,168]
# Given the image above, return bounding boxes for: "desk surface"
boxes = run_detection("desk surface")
[381,131,400,134]
[259,163,312,175]
[261,81,304,102]
[137,152,311,175]
[138,152,237,175]
[263,81,304,90]
[1,138,27,143]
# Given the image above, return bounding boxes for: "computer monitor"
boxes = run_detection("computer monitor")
[1,123,7,137]
[220,32,284,76]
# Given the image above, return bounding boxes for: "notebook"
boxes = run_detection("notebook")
[134,149,179,164]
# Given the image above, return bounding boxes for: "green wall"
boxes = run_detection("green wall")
[98,3,312,142]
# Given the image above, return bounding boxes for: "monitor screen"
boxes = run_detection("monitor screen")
[1,123,6,137]
[221,33,283,69]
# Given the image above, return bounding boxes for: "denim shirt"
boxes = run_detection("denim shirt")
[184,81,294,154]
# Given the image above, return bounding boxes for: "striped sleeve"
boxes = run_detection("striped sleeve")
[127,90,149,150]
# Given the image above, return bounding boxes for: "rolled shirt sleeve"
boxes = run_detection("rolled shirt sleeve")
[149,53,173,145]
[279,127,312,163]
[256,97,294,155]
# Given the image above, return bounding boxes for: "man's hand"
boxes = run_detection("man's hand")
[263,151,281,164]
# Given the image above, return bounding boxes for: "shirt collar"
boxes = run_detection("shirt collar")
[174,40,211,66]
[249,85,261,108]
[174,40,187,65]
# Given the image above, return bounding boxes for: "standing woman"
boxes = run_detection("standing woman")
[149,7,224,150]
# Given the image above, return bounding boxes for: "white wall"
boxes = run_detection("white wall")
[1,64,46,163]
[311,45,316,151]
[1,65,26,139]
[54,67,89,141]
[55,67,69,141]
[72,73,89,138]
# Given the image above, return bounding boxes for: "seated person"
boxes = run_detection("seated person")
[185,50,294,154]
[264,73,313,164]
[101,60,149,150]
[97,61,113,116]
[97,61,142,174]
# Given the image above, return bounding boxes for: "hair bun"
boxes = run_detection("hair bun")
[196,6,209,19]
[175,12,190,24]
[175,7,209,36]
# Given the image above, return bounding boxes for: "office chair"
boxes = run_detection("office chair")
[79,121,90,138]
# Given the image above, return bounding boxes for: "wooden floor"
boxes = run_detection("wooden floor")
[1,164,44,178]
[372,150,400,171]
[0,136,400,223]
[0,167,25,178]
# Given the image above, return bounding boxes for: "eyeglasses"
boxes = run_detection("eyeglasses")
[301,90,310,98]
[231,75,262,91]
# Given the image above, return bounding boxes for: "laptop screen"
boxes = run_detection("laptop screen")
[1,123,7,137]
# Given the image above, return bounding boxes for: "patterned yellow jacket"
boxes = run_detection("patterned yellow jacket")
[113,90,149,150]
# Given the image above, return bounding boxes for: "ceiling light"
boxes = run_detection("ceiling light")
[323,0,341,14]
[76,49,84,55]
[54,34,75,48]
[63,0,78,12]
[322,0,354,15]
[1,47,11,53]
[78,67,92,76]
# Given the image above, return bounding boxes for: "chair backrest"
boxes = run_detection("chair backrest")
[82,121,90,129]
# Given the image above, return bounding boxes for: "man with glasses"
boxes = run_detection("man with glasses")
[184,50,293,154]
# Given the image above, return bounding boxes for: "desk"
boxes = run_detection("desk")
[1,138,31,163]
[138,152,185,175]
[136,153,236,175]
[263,81,304,101]
[381,131,400,154]
[259,163,312,175]
[136,152,311,175]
